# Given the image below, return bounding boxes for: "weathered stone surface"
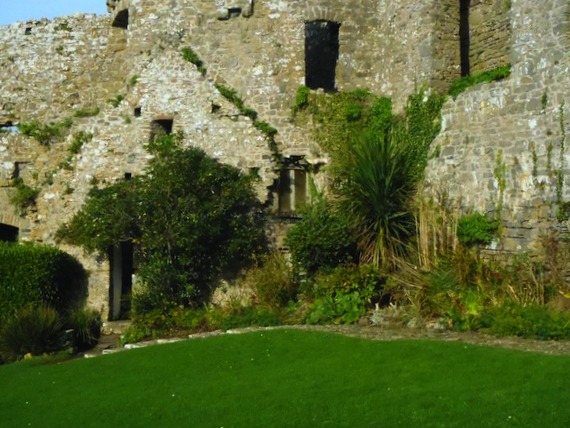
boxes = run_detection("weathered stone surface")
[0,0,568,318]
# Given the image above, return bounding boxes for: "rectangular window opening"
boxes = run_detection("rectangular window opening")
[459,0,471,76]
[305,20,341,91]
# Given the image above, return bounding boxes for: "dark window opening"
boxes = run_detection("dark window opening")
[459,0,471,76]
[124,172,132,180]
[211,103,221,114]
[0,223,18,242]
[150,118,173,142]
[112,8,129,29]
[228,8,242,18]
[25,27,32,35]
[305,20,341,91]
[134,107,141,117]
[0,121,18,133]
[277,167,308,216]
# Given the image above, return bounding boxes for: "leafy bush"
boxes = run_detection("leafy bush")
[0,242,87,321]
[482,304,570,340]
[448,64,511,99]
[58,135,267,309]
[286,196,357,277]
[0,306,66,362]
[313,264,385,303]
[307,292,368,325]
[66,307,102,352]
[457,212,499,247]
[207,304,281,331]
[244,251,297,308]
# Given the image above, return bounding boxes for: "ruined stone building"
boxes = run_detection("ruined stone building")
[0,0,568,318]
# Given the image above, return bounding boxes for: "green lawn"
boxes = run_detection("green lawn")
[1,329,569,427]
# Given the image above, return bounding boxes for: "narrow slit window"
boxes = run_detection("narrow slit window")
[305,20,341,91]
[459,0,471,76]
[112,9,129,29]
[134,107,141,117]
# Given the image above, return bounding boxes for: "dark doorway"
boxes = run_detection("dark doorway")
[0,223,18,242]
[109,241,134,320]
[305,20,341,91]
[112,9,129,29]
[459,0,471,76]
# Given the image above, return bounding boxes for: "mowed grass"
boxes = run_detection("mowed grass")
[1,329,569,427]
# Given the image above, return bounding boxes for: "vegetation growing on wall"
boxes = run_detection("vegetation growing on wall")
[448,64,511,99]
[293,86,445,267]
[10,177,39,215]
[17,118,73,146]
[181,46,207,76]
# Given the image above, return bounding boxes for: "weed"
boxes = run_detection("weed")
[448,64,511,99]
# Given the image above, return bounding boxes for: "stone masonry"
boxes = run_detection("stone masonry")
[0,0,568,317]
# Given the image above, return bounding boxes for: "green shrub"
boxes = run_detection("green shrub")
[66,307,102,352]
[286,196,357,277]
[207,304,281,331]
[457,212,499,247]
[58,135,266,309]
[246,252,296,308]
[482,304,570,340]
[307,292,368,325]
[0,242,87,321]
[448,64,511,99]
[313,264,384,303]
[0,305,66,362]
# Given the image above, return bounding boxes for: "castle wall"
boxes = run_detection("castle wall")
[469,0,512,75]
[0,0,568,315]
[425,0,570,252]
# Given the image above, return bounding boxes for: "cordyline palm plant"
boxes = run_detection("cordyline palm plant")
[334,125,416,268]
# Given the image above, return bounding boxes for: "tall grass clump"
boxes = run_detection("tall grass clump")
[0,305,66,362]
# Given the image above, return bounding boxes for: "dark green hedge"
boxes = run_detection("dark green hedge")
[0,242,87,321]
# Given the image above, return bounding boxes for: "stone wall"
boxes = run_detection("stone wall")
[469,0,512,75]
[0,0,568,316]
[425,0,570,252]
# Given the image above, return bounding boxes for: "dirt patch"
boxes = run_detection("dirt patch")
[292,324,570,356]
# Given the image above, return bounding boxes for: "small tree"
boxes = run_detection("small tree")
[58,135,267,308]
